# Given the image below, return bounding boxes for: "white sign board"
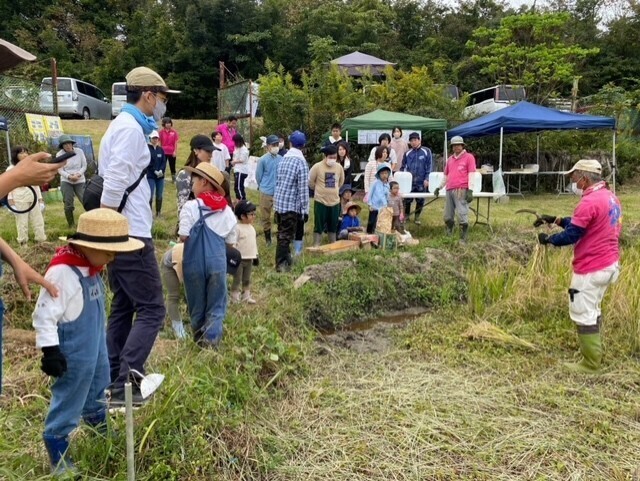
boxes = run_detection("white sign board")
[356,130,420,145]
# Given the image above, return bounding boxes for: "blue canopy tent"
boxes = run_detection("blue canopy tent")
[448,101,617,191]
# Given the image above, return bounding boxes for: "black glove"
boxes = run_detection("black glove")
[302,213,309,224]
[41,346,67,377]
[433,187,440,198]
[538,233,550,245]
[253,257,259,267]
[465,189,473,203]
[533,214,557,228]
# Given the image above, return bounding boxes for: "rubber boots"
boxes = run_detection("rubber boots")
[275,245,291,272]
[65,210,75,228]
[171,320,187,339]
[43,434,76,476]
[264,230,272,247]
[564,330,602,374]
[293,240,304,257]
[156,198,162,217]
[327,233,337,244]
[460,223,469,243]
[313,233,322,247]
[445,220,454,236]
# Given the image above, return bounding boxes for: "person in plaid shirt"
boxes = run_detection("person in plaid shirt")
[274,131,309,272]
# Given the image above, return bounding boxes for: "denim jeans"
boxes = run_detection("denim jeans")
[147,177,165,203]
[44,267,109,438]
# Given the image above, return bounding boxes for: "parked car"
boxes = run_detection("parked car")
[463,85,526,118]
[40,77,112,120]
[111,81,127,118]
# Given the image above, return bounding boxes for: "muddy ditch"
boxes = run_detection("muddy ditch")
[297,238,534,332]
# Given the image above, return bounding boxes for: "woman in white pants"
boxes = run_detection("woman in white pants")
[7,147,46,245]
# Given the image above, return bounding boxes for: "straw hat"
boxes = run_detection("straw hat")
[65,209,144,252]
[344,201,361,215]
[184,163,225,195]
[171,243,184,282]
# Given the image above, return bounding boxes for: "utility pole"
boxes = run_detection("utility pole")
[571,76,580,113]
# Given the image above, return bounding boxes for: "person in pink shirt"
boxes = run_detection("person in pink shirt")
[216,115,238,166]
[159,117,179,182]
[433,136,476,242]
[537,159,622,373]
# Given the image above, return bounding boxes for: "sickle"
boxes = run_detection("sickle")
[515,208,543,222]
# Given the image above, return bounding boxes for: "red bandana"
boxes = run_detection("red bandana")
[47,245,103,277]
[198,191,227,212]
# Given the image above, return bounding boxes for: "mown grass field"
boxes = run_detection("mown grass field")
[1,121,639,480]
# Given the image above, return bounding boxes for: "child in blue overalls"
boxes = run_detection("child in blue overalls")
[178,163,237,347]
[32,209,144,476]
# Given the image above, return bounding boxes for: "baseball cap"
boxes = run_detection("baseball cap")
[289,130,307,148]
[125,67,181,94]
[266,134,279,145]
[190,134,219,152]
[408,132,420,140]
[149,130,159,139]
[564,159,602,175]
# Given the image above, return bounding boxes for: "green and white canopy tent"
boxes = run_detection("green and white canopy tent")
[341,109,448,157]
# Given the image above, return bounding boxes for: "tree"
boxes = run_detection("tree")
[467,12,599,102]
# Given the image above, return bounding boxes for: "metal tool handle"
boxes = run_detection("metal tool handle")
[125,382,135,481]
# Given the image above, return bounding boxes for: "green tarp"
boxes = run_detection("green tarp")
[342,109,446,139]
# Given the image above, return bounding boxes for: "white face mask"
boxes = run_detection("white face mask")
[153,96,167,122]
[278,142,284,149]
[571,183,583,196]
[269,146,279,155]
[326,159,337,167]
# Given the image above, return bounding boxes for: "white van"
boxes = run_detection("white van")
[463,85,526,118]
[111,82,127,118]
[39,77,112,120]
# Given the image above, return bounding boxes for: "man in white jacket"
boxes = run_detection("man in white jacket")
[99,66,179,406]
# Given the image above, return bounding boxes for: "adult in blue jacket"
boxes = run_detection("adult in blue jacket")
[147,130,167,217]
[255,134,282,246]
[400,132,432,225]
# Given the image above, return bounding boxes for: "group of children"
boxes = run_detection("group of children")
[335,161,405,240]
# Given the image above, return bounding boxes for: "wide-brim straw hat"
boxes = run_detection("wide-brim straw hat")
[344,201,361,215]
[184,163,225,195]
[63,208,145,252]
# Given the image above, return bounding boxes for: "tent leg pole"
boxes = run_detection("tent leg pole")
[536,133,540,192]
[612,130,616,194]
[443,132,448,170]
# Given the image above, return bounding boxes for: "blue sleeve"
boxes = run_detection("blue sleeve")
[548,223,586,246]
[255,158,264,184]
[425,149,432,174]
[558,216,571,229]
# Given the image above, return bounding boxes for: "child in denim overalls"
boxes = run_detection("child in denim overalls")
[178,163,237,347]
[32,209,144,476]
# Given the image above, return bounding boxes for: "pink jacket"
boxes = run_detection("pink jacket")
[216,123,236,156]
[159,128,179,156]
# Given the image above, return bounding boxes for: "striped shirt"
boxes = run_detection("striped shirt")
[274,148,309,215]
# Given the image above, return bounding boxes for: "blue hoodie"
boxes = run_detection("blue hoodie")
[256,151,282,196]
[368,163,391,210]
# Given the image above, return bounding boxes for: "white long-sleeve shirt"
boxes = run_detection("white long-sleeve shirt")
[99,111,152,238]
[32,265,90,348]
[178,198,238,244]
[57,147,87,184]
